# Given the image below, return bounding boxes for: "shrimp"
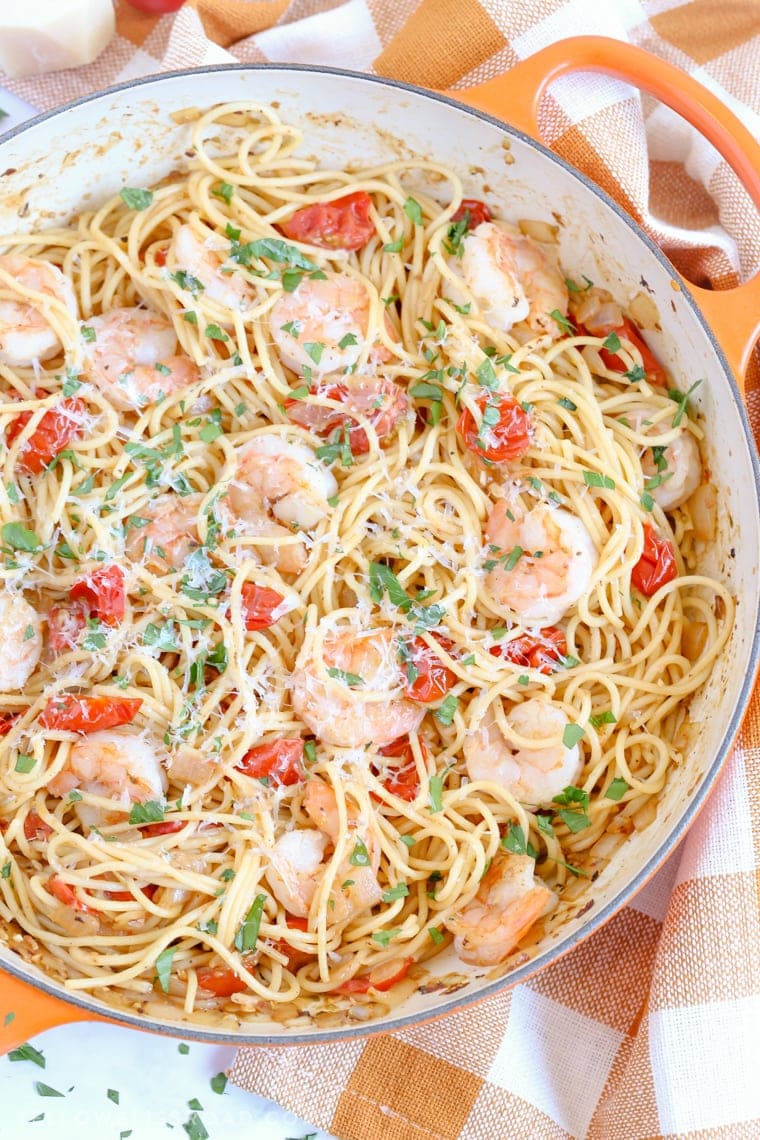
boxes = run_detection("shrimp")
[168,223,255,312]
[445,853,555,966]
[641,429,701,512]
[485,500,597,625]
[82,307,200,410]
[291,623,425,748]
[464,697,583,806]
[450,222,568,339]
[269,273,395,376]
[285,375,410,453]
[267,780,382,923]
[47,729,167,828]
[227,434,337,575]
[0,591,43,692]
[125,493,203,571]
[0,255,78,365]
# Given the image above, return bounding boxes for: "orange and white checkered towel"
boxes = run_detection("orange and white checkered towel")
[3,3,759,1137]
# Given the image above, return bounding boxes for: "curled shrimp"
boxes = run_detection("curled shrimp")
[125,493,203,571]
[168,223,256,312]
[47,729,167,828]
[269,273,396,376]
[0,255,78,365]
[82,307,200,410]
[267,779,381,922]
[227,433,337,575]
[285,374,410,453]
[641,429,701,512]
[445,853,555,966]
[0,591,43,691]
[449,222,568,339]
[464,697,583,806]
[290,623,425,748]
[485,499,597,625]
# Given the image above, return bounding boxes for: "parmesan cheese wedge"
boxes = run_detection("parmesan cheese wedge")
[0,0,116,79]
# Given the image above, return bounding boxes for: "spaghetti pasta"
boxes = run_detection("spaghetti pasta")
[0,101,732,1028]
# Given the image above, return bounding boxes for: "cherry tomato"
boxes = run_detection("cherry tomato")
[457,391,532,462]
[124,0,186,12]
[236,739,305,787]
[631,524,678,597]
[580,316,667,387]
[7,399,86,474]
[70,565,126,626]
[47,874,95,913]
[374,736,427,802]
[274,914,313,970]
[39,695,143,733]
[240,583,286,631]
[23,811,52,842]
[489,626,567,674]
[335,957,413,995]
[0,713,20,736]
[103,882,158,901]
[196,961,253,997]
[139,820,186,838]
[47,601,89,654]
[451,198,492,229]
[279,191,375,251]
[403,635,456,703]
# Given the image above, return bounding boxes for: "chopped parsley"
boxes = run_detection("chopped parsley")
[349,838,371,867]
[129,800,165,825]
[327,666,364,688]
[371,929,399,948]
[403,197,423,225]
[602,331,621,353]
[604,777,630,801]
[212,181,234,204]
[502,823,537,858]
[120,187,153,211]
[234,893,267,952]
[549,309,575,335]
[562,724,586,748]
[583,470,616,490]
[382,882,409,902]
[9,1043,45,1068]
[434,694,459,726]
[669,379,702,427]
[2,522,40,552]
[589,710,617,729]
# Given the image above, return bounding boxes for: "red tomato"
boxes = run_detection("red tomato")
[139,820,186,838]
[580,316,667,387]
[274,914,313,970]
[489,626,567,674]
[70,565,126,627]
[403,635,456,703]
[285,379,407,456]
[240,583,285,631]
[335,957,413,995]
[23,811,52,842]
[0,713,20,736]
[7,399,86,474]
[457,391,532,462]
[154,247,168,267]
[451,198,492,229]
[236,739,305,787]
[124,0,185,12]
[40,695,142,733]
[47,874,96,914]
[196,962,252,997]
[103,882,158,901]
[279,191,374,251]
[47,601,89,654]
[631,525,678,597]
[375,737,427,802]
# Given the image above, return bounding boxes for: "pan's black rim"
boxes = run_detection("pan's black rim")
[2,63,759,1046]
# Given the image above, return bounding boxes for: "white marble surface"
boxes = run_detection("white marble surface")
[0,81,332,1140]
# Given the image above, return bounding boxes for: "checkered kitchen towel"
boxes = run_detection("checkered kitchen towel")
[3,2,759,1137]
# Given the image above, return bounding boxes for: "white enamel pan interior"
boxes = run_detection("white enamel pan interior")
[0,61,758,1046]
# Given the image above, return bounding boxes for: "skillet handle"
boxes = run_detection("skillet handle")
[0,968,102,1054]
[452,36,760,388]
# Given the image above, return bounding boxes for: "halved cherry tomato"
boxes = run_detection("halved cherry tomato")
[124,0,185,11]
[236,739,305,787]
[47,601,89,654]
[335,957,413,995]
[489,626,567,674]
[0,713,20,736]
[279,191,374,252]
[103,883,159,902]
[374,737,427,802]
[23,811,52,842]
[70,565,126,626]
[139,820,186,838]
[580,316,667,387]
[451,198,492,229]
[39,695,142,733]
[285,379,405,456]
[403,635,456,703]
[47,874,96,914]
[7,398,86,474]
[631,525,678,597]
[196,960,253,997]
[240,583,285,631]
[274,914,313,970]
[457,391,532,462]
